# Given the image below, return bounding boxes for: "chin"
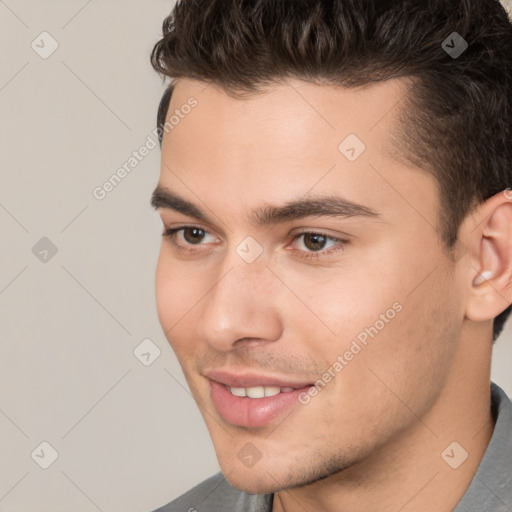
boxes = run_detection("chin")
[223,469,287,495]
[218,455,312,495]
[221,450,359,495]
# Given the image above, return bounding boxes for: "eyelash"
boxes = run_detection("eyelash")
[161,225,349,260]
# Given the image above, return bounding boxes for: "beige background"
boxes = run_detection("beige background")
[0,1,511,511]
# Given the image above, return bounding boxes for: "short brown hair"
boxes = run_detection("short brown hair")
[150,0,512,342]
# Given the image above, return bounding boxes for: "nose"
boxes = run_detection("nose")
[195,255,283,352]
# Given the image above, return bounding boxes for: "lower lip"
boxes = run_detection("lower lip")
[209,380,312,428]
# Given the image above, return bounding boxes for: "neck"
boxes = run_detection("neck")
[273,333,495,512]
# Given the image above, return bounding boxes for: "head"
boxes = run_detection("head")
[150,0,512,494]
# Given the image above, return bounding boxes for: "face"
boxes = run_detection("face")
[152,78,465,493]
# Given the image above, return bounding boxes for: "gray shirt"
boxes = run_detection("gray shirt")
[153,382,512,512]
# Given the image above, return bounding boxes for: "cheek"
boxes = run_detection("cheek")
[283,264,399,349]
[293,248,459,405]
[333,276,459,428]
[280,238,411,346]
[154,250,201,345]
[154,251,174,331]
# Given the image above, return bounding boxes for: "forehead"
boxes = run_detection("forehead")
[166,76,411,137]
[163,77,411,171]
[159,77,437,230]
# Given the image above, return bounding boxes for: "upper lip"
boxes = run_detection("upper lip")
[205,369,314,389]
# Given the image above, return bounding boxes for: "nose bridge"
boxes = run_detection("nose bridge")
[196,246,283,348]
[222,247,269,296]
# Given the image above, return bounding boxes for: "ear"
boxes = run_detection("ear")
[464,189,512,322]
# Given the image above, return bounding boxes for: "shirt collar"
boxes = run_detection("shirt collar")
[452,382,512,512]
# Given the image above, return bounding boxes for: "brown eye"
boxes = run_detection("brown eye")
[302,233,328,251]
[182,227,206,244]
[290,231,349,260]
[161,225,218,251]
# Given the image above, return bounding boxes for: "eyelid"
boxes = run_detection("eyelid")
[290,227,351,240]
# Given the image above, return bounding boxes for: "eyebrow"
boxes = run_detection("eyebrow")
[150,186,382,227]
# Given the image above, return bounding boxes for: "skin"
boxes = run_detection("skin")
[152,77,512,512]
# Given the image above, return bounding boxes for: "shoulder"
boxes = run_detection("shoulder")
[151,472,273,512]
[453,382,512,512]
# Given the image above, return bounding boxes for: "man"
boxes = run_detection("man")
[148,0,512,510]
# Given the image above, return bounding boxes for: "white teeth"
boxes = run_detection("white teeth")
[264,386,281,397]
[228,385,294,398]
[246,386,265,398]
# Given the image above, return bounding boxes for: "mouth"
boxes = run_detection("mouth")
[226,385,297,398]
[205,370,315,428]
